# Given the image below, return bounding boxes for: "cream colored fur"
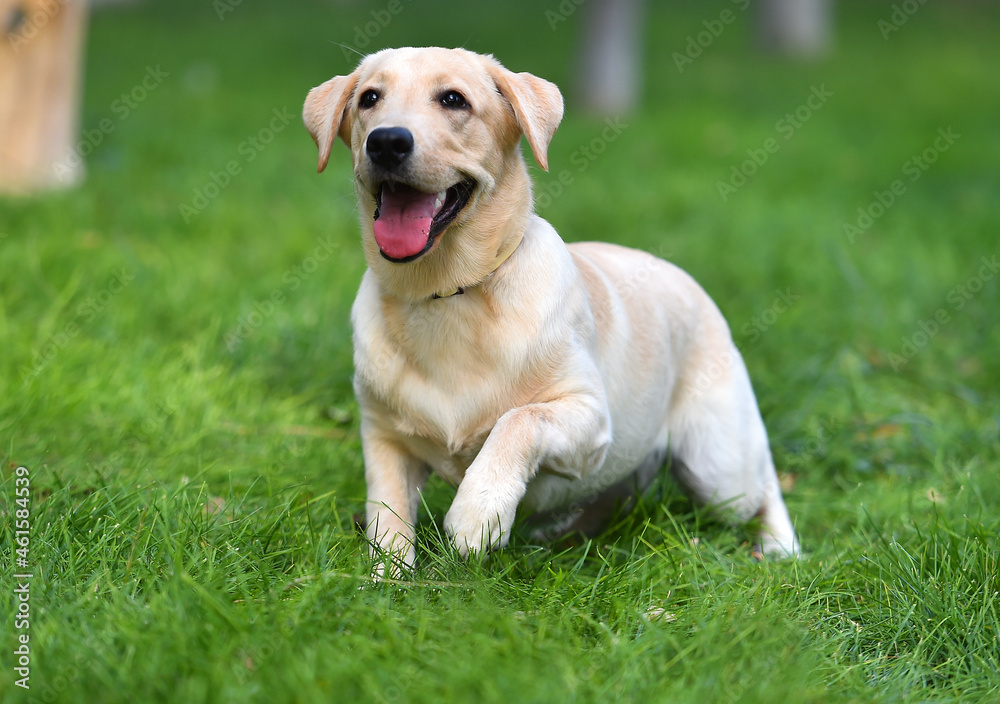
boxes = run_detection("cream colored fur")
[303,47,799,571]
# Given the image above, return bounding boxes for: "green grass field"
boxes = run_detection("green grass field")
[2,1,999,701]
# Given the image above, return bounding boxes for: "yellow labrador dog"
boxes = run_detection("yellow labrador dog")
[303,47,799,569]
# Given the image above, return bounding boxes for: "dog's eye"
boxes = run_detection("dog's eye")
[359,89,379,109]
[439,90,469,110]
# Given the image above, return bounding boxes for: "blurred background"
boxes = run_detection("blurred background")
[1,1,999,700]
[2,0,999,507]
[2,0,997,479]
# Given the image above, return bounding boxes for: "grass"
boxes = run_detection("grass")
[2,0,999,701]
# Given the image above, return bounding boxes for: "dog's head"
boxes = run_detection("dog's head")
[303,47,563,299]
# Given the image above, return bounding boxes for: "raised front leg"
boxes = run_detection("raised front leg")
[362,426,429,576]
[444,393,611,557]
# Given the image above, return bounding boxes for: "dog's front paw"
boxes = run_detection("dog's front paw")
[369,542,415,582]
[443,493,517,558]
[366,515,417,581]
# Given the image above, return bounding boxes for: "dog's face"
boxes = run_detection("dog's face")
[303,48,563,294]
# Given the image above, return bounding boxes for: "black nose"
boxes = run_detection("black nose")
[366,127,414,170]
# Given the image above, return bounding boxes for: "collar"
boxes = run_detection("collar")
[431,231,524,299]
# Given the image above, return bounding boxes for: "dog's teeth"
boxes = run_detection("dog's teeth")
[434,191,446,211]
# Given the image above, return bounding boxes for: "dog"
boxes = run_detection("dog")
[302,47,799,570]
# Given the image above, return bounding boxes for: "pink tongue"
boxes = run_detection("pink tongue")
[373,184,439,259]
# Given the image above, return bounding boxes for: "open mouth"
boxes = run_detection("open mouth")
[372,180,475,263]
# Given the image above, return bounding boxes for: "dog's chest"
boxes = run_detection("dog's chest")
[356,297,541,457]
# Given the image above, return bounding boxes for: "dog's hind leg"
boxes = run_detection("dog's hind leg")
[668,346,799,557]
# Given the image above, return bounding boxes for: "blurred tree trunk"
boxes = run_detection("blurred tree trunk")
[575,0,643,116]
[758,0,832,57]
[0,0,88,194]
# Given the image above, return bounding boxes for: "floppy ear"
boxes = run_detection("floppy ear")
[302,72,360,173]
[490,66,564,172]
